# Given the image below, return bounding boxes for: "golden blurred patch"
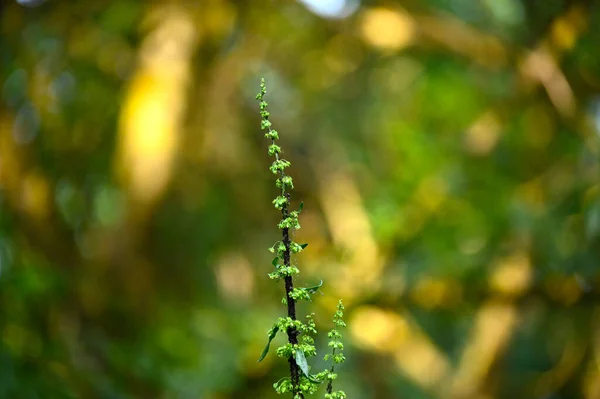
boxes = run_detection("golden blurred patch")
[117,5,198,209]
[411,277,463,309]
[489,252,532,297]
[450,301,518,397]
[350,306,408,352]
[360,7,416,52]
[464,111,501,156]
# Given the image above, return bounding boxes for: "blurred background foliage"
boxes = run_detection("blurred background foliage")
[1,0,600,398]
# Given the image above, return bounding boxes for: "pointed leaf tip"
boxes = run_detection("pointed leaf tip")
[257,325,279,362]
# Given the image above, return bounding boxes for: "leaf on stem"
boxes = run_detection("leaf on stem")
[258,325,280,362]
[295,348,310,377]
[304,280,323,295]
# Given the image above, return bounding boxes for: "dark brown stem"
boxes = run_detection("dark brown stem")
[281,191,304,398]
[264,89,304,398]
[326,348,336,394]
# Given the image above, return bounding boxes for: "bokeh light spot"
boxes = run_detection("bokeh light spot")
[360,7,416,51]
[298,0,359,19]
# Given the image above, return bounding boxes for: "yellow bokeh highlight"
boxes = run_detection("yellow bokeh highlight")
[489,252,532,297]
[350,306,409,352]
[411,277,462,309]
[20,172,50,221]
[119,73,179,201]
[0,120,50,221]
[318,170,383,298]
[519,47,576,117]
[583,364,600,399]
[117,6,197,207]
[394,335,450,390]
[450,301,518,397]
[360,7,416,51]
[351,306,451,390]
[418,15,507,68]
[464,111,501,156]
[550,5,588,51]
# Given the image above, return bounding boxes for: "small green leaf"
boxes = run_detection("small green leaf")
[272,257,279,267]
[295,348,310,377]
[300,243,308,249]
[258,325,280,362]
[304,280,323,295]
[298,202,304,212]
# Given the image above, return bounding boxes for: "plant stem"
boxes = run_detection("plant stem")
[271,123,304,399]
[326,349,336,394]
[259,78,305,398]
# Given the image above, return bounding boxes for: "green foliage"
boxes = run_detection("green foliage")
[257,79,347,398]
[324,301,346,399]
[3,2,600,397]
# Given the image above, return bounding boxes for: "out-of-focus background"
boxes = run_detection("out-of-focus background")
[1,0,600,398]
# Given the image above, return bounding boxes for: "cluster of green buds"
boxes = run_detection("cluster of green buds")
[324,301,347,399]
[256,78,346,399]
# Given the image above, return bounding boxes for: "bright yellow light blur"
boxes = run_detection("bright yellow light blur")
[318,170,383,298]
[351,305,451,390]
[520,47,576,117]
[450,301,518,397]
[117,6,197,208]
[489,252,532,297]
[550,5,588,51]
[394,335,450,390]
[350,306,408,352]
[360,7,416,51]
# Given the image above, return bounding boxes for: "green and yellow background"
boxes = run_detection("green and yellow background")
[1,0,600,397]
